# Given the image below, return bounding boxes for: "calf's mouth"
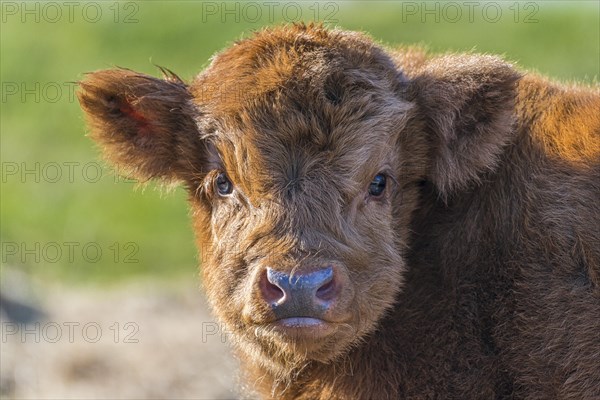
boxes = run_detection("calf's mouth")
[245,262,356,343]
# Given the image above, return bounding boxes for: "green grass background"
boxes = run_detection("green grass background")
[1,1,599,284]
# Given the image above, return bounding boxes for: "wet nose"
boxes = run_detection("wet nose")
[260,266,339,319]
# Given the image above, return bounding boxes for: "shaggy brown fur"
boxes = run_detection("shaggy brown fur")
[77,24,600,399]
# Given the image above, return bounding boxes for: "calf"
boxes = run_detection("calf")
[77,24,600,399]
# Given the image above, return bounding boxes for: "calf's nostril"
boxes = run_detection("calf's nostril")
[261,271,286,304]
[315,278,336,301]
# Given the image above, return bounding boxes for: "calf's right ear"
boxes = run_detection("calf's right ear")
[77,68,206,184]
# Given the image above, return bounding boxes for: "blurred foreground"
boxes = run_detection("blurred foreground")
[0,269,238,399]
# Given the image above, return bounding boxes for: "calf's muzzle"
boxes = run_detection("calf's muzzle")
[260,265,342,321]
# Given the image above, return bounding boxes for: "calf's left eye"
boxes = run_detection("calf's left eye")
[368,174,387,197]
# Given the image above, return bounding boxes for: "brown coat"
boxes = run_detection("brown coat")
[78,24,600,399]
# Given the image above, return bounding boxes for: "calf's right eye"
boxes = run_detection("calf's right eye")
[216,173,233,196]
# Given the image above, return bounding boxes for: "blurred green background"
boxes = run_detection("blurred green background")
[1,1,599,285]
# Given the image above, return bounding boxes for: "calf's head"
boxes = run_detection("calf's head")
[78,25,518,375]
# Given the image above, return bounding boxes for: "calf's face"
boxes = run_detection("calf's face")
[77,25,518,374]
[194,52,412,372]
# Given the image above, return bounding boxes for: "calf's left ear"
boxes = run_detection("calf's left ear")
[411,55,521,195]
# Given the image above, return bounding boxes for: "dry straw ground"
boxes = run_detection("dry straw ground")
[1,270,238,399]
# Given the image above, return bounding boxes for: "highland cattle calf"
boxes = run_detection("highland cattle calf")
[78,24,600,399]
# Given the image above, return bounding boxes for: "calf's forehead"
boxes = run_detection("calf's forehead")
[207,94,403,203]
[189,26,411,199]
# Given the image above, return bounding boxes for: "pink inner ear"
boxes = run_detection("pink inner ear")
[119,102,151,134]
